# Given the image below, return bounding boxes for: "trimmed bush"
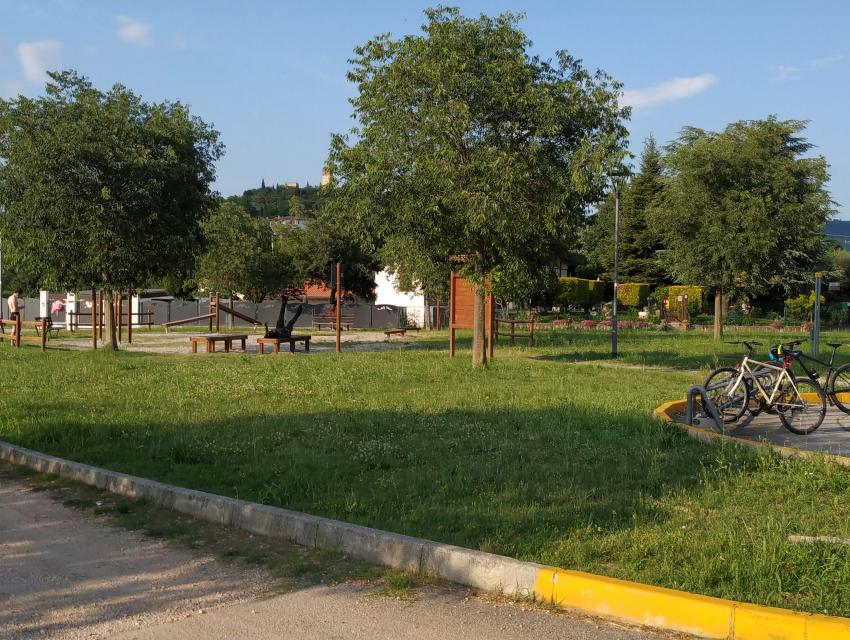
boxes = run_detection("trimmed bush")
[558,278,606,309]
[588,280,606,305]
[617,283,649,308]
[668,285,703,310]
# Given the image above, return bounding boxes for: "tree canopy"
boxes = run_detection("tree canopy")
[652,117,834,338]
[0,70,223,348]
[325,6,629,365]
[583,137,666,284]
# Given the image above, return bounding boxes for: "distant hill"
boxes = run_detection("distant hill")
[226,182,324,218]
[827,220,850,251]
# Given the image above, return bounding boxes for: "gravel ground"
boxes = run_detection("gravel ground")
[55,330,415,354]
[0,474,669,640]
[0,478,271,640]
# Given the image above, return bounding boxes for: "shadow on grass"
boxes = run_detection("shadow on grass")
[3,399,750,562]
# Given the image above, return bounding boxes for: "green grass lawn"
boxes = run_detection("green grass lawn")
[4,328,850,615]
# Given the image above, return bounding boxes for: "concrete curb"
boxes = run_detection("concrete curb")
[4,439,850,639]
[654,399,850,468]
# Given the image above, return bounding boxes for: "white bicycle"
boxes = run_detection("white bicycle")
[704,341,826,434]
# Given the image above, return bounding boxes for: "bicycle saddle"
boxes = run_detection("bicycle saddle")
[827,342,846,349]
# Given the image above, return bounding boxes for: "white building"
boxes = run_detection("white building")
[373,269,427,327]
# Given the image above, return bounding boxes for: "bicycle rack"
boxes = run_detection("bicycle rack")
[685,385,724,432]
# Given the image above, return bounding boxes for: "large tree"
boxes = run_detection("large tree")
[0,71,223,349]
[653,117,833,339]
[325,7,628,365]
[583,137,666,284]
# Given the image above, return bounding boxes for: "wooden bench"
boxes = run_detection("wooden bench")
[312,314,354,330]
[257,335,311,354]
[384,327,420,339]
[189,333,248,353]
[34,317,62,338]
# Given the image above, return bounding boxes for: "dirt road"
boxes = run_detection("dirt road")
[1,476,666,640]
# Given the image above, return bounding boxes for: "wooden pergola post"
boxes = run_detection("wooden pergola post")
[127,292,133,344]
[92,289,98,349]
[117,291,123,343]
[335,262,342,353]
[215,292,221,333]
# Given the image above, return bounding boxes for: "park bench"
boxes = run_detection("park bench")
[384,327,420,339]
[34,317,62,339]
[257,335,311,354]
[189,333,248,353]
[312,314,354,330]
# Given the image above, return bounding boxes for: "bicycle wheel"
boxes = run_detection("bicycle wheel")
[776,376,826,435]
[830,363,850,416]
[704,367,749,423]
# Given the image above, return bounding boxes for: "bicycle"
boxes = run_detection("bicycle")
[773,338,850,416]
[705,341,774,423]
[703,341,826,434]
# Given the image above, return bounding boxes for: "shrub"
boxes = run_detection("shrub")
[825,301,848,326]
[579,319,594,329]
[785,292,825,324]
[769,321,783,330]
[617,283,649,308]
[800,321,814,331]
[558,278,606,309]
[668,285,703,310]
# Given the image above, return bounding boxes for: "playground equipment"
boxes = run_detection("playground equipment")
[449,270,495,359]
[67,290,154,346]
[162,293,262,333]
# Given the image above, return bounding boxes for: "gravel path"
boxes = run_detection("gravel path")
[0,478,270,640]
[1,475,667,640]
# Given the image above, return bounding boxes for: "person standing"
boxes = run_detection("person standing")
[7,289,23,321]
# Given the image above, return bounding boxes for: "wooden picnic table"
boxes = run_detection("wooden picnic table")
[257,334,311,354]
[189,333,248,354]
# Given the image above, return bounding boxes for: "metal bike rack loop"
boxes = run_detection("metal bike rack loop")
[685,385,724,432]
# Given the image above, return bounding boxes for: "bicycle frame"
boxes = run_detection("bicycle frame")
[728,355,802,407]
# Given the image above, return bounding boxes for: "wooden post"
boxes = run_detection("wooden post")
[215,292,221,333]
[208,295,214,332]
[487,292,495,361]
[335,262,342,353]
[117,291,123,343]
[127,293,133,344]
[92,289,98,349]
[99,294,104,340]
[449,273,455,357]
[40,317,47,351]
[15,315,22,348]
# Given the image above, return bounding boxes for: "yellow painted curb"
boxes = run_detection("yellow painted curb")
[531,563,850,639]
[534,568,732,638]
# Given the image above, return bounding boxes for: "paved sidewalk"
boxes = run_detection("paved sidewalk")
[694,406,850,456]
[0,476,665,640]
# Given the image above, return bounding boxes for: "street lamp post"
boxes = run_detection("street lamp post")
[609,169,629,358]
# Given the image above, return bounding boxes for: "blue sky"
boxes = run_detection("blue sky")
[2,1,848,216]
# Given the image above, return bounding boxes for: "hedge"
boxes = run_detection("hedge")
[616,283,649,308]
[559,277,606,308]
[667,285,703,310]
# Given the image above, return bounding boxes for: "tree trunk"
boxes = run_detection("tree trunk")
[713,290,723,341]
[472,288,487,367]
[105,289,119,351]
